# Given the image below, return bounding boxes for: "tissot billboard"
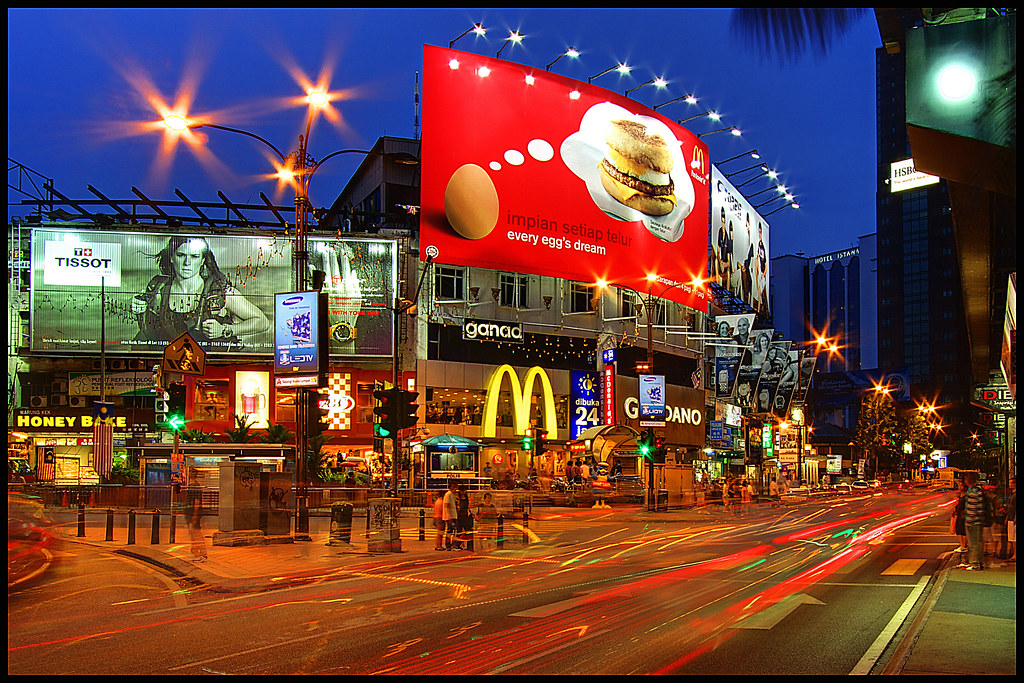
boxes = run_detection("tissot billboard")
[30,228,396,357]
[420,44,710,310]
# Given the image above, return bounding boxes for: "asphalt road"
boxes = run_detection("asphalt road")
[8,490,955,675]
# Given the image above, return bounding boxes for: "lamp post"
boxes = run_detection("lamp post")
[596,275,705,509]
[161,93,419,534]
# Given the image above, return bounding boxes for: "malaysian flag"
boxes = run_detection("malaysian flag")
[691,367,702,389]
[93,401,115,478]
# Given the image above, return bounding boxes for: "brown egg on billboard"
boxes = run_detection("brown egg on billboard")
[444,163,499,239]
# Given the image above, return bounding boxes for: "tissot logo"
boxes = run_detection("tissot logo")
[463,320,524,343]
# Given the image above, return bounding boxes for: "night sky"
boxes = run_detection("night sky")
[7,8,881,260]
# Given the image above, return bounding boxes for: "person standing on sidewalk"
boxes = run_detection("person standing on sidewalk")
[962,471,988,571]
[442,482,459,550]
[186,467,207,563]
[432,491,445,551]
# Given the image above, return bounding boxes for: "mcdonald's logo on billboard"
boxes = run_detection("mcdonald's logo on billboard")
[482,364,558,439]
[690,144,707,180]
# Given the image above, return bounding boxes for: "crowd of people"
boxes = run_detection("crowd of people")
[949,473,1015,570]
[431,483,499,552]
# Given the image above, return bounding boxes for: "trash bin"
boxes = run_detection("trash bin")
[657,489,669,512]
[328,502,354,546]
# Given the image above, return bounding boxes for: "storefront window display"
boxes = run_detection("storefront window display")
[194,380,230,422]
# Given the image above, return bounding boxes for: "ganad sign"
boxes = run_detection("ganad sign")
[463,319,524,343]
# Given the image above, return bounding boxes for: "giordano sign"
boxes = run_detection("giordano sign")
[623,396,703,426]
[482,364,558,438]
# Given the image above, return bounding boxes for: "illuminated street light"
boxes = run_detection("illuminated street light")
[717,148,760,165]
[698,126,742,139]
[449,22,486,48]
[158,88,421,528]
[625,75,669,96]
[546,46,580,71]
[588,62,632,83]
[652,93,699,111]
[678,109,720,125]
[496,30,524,59]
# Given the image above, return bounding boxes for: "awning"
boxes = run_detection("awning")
[418,434,484,449]
[570,424,643,463]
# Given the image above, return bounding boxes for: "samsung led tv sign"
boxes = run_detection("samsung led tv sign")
[420,44,710,310]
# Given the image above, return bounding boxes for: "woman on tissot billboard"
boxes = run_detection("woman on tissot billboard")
[419,45,711,311]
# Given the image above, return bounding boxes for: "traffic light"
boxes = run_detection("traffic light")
[166,382,186,431]
[653,435,667,463]
[638,429,653,460]
[306,389,330,439]
[395,389,420,429]
[534,428,548,459]
[373,387,398,438]
[523,427,534,452]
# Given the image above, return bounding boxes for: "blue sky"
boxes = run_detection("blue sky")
[7,8,881,260]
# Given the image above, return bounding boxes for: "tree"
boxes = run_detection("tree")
[729,8,870,64]
[854,391,901,477]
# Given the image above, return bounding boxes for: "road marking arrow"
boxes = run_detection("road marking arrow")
[732,592,824,630]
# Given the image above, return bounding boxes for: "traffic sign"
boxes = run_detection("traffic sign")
[162,332,206,375]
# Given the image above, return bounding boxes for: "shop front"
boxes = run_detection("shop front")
[11,407,153,485]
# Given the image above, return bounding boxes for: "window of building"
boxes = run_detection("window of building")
[499,272,528,307]
[569,282,596,314]
[434,266,465,301]
[195,380,230,421]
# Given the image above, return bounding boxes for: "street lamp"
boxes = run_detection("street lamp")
[596,275,705,510]
[698,126,742,139]
[652,93,699,111]
[625,75,669,97]
[160,91,418,534]
[588,62,632,83]
[546,46,580,71]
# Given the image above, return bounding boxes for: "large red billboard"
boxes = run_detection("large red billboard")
[420,45,710,310]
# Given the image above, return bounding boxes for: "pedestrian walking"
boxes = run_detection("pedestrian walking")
[456,484,474,551]
[186,467,207,562]
[442,482,459,550]
[952,480,968,559]
[432,490,445,551]
[475,492,498,551]
[962,471,990,570]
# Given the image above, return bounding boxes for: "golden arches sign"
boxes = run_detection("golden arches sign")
[481,364,558,439]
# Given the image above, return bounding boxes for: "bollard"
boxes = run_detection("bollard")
[169,511,177,544]
[127,509,136,545]
[151,510,160,544]
[78,503,86,537]
[523,510,529,545]
[497,513,504,550]
[105,508,114,541]
[419,509,425,542]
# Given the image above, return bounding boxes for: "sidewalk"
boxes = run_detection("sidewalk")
[887,549,1016,675]
[29,505,1017,675]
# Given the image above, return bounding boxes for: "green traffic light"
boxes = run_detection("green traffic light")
[374,423,391,438]
[167,414,186,431]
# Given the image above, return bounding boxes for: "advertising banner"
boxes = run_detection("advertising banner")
[753,340,791,413]
[30,229,395,357]
[274,291,324,378]
[420,45,710,310]
[638,374,666,419]
[710,166,771,317]
[570,370,601,440]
